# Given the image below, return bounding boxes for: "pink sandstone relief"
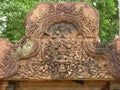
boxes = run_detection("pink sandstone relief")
[0,2,120,80]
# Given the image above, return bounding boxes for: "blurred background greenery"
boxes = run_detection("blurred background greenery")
[0,0,118,43]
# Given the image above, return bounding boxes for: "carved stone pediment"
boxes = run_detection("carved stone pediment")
[0,2,120,80]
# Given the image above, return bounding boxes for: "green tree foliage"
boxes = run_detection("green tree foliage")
[0,0,118,43]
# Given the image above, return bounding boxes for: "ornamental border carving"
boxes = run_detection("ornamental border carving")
[0,2,120,80]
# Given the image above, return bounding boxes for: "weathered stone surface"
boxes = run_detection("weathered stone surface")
[0,2,120,80]
[0,39,14,78]
[15,81,108,90]
[0,39,11,60]
[12,2,111,80]
[114,38,120,52]
[26,2,99,39]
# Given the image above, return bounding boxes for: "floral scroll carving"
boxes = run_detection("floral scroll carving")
[26,2,99,39]
[0,2,120,80]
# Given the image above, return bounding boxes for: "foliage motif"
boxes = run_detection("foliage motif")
[0,0,118,43]
[0,2,113,79]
